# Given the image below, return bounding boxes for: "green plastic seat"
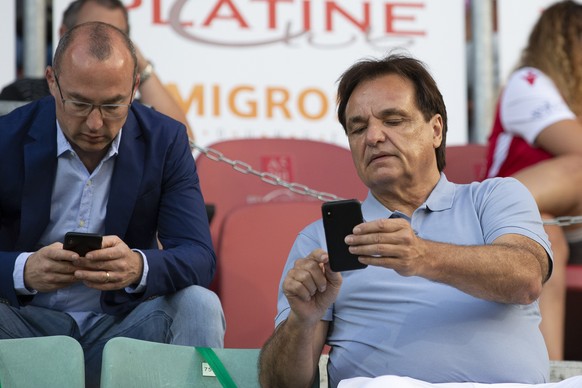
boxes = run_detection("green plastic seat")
[100,337,261,388]
[0,336,85,388]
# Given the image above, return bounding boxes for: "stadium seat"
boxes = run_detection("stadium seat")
[566,265,582,292]
[100,337,260,388]
[216,201,322,348]
[444,144,488,183]
[0,336,85,388]
[194,138,367,255]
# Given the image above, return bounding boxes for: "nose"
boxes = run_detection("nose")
[365,120,386,146]
[85,106,104,130]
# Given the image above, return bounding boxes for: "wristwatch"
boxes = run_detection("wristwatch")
[140,61,154,84]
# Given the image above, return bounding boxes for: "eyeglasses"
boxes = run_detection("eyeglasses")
[53,73,133,119]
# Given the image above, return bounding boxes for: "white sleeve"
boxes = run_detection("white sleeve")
[13,252,37,295]
[500,67,576,145]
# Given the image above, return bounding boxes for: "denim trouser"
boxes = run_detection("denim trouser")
[0,285,225,388]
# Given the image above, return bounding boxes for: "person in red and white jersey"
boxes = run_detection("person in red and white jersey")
[485,0,582,361]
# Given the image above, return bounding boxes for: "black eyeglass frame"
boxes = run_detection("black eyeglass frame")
[53,72,135,119]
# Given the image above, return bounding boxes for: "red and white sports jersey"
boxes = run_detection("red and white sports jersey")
[485,67,576,178]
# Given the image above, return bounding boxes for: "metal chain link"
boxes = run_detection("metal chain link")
[542,216,582,227]
[191,142,344,202]
[190,141,582,225]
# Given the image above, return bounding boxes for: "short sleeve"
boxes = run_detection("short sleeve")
[500,67,575,145]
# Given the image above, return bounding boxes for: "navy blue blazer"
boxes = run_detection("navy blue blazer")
[0,97,215,315]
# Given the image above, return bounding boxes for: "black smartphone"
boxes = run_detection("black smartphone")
[63,232,103,257]
[322,199,367,272]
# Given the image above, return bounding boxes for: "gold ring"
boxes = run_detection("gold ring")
[105,271,110,283]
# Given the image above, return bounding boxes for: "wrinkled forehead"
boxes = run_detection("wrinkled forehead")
[347,75,416,111]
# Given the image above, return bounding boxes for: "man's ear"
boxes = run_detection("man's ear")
[132,74,140,100]
[45,66,57,97]
[59,25,67,39]
[431,114,443,148]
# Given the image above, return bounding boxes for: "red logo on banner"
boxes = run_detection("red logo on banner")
[261,155,294,182]
[127,0,427,48]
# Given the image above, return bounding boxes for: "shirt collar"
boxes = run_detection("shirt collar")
[361,173,455,220]
[56,121,122,160]
[424,173,455,212]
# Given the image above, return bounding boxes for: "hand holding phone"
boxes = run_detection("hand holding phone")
[63,232,103,257]
[322,199,367,272]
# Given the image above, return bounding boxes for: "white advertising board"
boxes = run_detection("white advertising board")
[0,0,16,91]
[53,0,467,148]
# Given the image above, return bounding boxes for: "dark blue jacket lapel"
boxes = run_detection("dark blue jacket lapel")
[17,101,57,250]
[105,109,145,239]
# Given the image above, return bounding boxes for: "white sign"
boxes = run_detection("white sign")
[0,0,16,91]
[53,0,467,148]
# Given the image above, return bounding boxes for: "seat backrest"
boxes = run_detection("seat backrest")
[100,337,260,388]
[216,201,322,348]
[0,336,85,388]
[195,138,366,252]
[444,144,487,183]
[567,264,582,292]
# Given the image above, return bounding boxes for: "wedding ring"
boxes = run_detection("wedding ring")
[105,271,110,283]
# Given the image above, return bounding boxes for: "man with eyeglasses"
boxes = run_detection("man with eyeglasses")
[1,0,194,141]
[0,22,224,388]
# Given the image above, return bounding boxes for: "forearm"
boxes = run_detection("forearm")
[510,154,582,217]
[259,315,326,388]
[419,235,548,304]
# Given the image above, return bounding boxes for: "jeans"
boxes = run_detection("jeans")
[0,285,225,388]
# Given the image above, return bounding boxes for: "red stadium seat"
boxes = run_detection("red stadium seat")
[194,138,367,257]
[444,144,488,183]
[216,201,322,348]
[566,265,582,292]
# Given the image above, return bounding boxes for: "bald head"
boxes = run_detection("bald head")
[52,21,137,82]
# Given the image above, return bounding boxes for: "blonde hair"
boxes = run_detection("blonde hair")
[519,0,582,116]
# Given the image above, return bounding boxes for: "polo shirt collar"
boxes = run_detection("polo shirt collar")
[361,173,455,220]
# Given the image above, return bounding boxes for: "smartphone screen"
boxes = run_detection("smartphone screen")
[322,199,367,272]
[63,232,103,257]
